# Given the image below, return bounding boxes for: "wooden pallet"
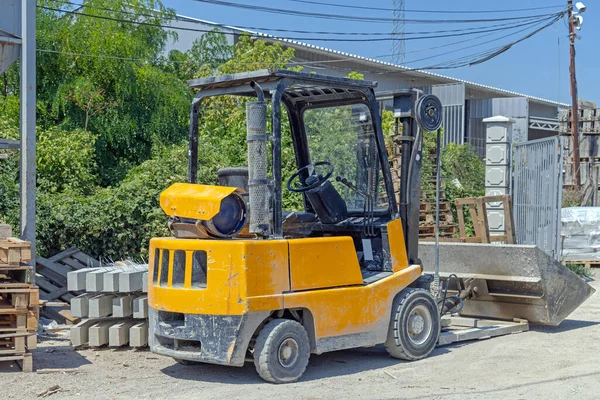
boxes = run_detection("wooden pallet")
[438,317,529,346]
[419,212,454,225]
[420,202,451,213]
[0,352,33,372]
[419,224,457,237]
[562,260,600,269]
[36,248,101,304]
[0,238,31,266]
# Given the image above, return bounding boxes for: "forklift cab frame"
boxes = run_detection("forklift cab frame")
[188,70,397,228]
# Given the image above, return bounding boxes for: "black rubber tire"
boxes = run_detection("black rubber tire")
[384,288,440,361]
[174,358,198,365]
[253,319,310,384]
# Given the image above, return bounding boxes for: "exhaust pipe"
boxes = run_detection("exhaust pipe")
[246,82,271,236]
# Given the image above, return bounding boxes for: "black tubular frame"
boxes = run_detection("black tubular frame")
[186,69,398,239]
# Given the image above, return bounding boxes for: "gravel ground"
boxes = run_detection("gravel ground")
[2,271,599,400]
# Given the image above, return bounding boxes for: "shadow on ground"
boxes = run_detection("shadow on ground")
[161,345,451,384]
[531,318,599,333]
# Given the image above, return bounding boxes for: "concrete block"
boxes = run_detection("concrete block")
[0,224,12,239]
[129,321,149,347]
[486,143,510,166]
[133,295,148,319]
[109,320,137,347]
[86,267,117,292]
[103,269,122,292]
[71,293,96,318]
[485,187,507,197]
[142,272,148,293]
[487,209,506,231]
[486,166,509,188]
[119,270,146,293]
[68,268,99,291]
[89,320,115,347]
[112,294,134,318]
[70,319,97,347]
[89,294,115,318]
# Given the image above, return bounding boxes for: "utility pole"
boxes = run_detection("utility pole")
[392,0,405,65]
[568,0,581,189]
[20,0,36,269]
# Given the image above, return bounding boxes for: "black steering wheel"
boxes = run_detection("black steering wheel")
[286,161,334,193]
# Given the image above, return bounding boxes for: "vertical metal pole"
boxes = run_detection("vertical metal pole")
[20,0,36,271]
[434,128,442,296]
[568,0,581,189]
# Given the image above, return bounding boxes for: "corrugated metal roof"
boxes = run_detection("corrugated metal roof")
[172,14,569,108]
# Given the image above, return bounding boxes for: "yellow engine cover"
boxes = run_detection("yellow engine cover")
[160,183,244,221]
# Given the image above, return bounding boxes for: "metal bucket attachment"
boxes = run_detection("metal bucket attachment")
[420,243,596,326]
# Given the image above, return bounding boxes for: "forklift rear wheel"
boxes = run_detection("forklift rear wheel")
[385,289,440,361]
[253,319,310,384]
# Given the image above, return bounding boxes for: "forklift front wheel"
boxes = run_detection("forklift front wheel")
[385,289,440,361]
[253,319,310,384]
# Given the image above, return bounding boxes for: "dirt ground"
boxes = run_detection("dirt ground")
[2,271,599,400]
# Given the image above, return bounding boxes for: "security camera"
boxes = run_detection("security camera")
[575,2,586,13]
[573,14,584,30]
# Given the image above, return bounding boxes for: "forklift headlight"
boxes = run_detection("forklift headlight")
[203,193,247,238]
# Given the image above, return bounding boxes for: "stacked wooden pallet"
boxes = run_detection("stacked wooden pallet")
[68,264,149,348]
[0,238,38,372]
[419,180,458,239]
[559,108,600,191]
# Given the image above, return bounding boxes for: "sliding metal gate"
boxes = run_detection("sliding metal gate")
[512,137,563,260]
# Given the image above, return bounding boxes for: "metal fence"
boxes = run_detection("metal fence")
[512,137,563,260]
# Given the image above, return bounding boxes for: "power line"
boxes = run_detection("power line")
[39,5,562,43]
[393,16,556,66]
[192,0,564,24]
[286,0,564,14]
[48,1,557,37]
[37,12,563,74]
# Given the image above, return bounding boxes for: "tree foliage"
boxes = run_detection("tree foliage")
[0,0,486,259]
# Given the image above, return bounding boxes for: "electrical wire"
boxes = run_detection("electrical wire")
[50,0,556,38]
[39,5,563,43]
[286,0,565,14]
[193,0,564,24]
[390,16,555,66]
[36,4,565,73]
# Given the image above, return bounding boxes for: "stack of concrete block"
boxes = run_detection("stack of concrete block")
[483,116,512,239]
[561,207,600,262]
[67,264,149,348]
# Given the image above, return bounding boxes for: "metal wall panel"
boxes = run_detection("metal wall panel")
[432,83,466,146]
[467,97,530,156]
[493,97,529,118]
[0,0,21,74]
[512,137,563,260]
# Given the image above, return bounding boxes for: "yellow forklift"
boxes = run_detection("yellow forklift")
[146,69,595,383]
[148,70,443,383]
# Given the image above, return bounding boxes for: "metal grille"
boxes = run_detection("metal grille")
[512,137,563,260]
[246,101,271,234]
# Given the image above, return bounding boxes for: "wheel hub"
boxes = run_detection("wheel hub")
[278,338,299,368]
[407,305,433,346]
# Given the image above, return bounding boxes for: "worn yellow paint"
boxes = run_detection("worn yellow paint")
[148,238,289,315]
[386,219,409,272]
[288,237,363,291]
[149,234,421,345]
[283,264,422,339]
[160,183,241,220]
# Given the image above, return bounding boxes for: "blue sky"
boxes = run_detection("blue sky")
[162,0,597,105]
